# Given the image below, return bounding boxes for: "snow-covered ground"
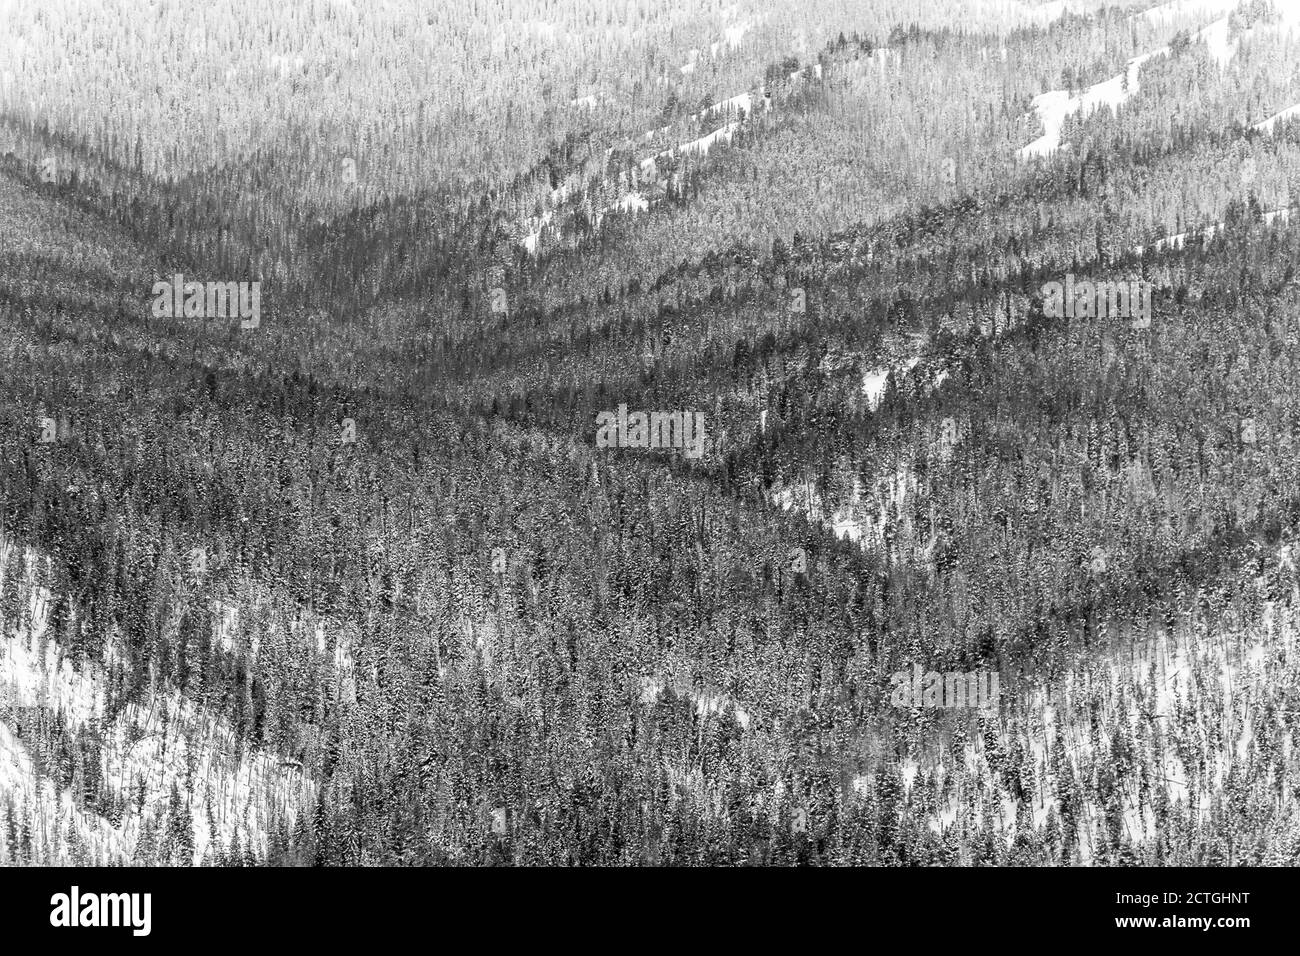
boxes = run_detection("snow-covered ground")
[0,709,132,862]
[1019,48,1163,160]
[698,92,754,122]
[640,672,752,730]
[678,12,761,75]
[522,209,555,256]
[1195,14,1243,67]
[1132,206,1292,255]
[862,356,922,410]
[516,12,787,255]
[863,595,1292,856]
[1019,8,1245,160]
[639,121,745,179]
[723,21,751,51]
[0,541,314,864]
[615,192,650,215]
[773,478,871,545]
[523,103,757,251]
[1253,103,1300,134]
[772,464,918,555]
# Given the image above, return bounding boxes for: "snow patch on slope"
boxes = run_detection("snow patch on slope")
[1253,103,1300,134]
[1133,206,1292,255]
[1019,11,1243,160]
[0,541,313,864]
[773,465,917,554]
[639,674,752,730]
[1020,48,1171,160]
[862,357,921,410]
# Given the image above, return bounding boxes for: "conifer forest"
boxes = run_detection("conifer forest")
[2,0,1300,875]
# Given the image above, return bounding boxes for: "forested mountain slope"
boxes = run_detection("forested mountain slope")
[2,0,1300,866]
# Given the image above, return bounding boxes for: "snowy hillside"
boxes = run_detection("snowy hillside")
[0,541,313,865]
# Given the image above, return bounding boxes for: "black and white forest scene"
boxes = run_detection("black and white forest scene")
[0,0,1296,940]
